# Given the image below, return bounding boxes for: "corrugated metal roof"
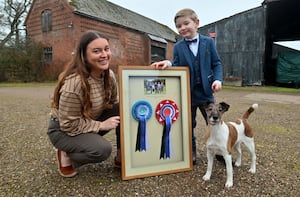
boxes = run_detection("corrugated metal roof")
[70,0,177,42]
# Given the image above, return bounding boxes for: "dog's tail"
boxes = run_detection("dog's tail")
[242,103,258,119]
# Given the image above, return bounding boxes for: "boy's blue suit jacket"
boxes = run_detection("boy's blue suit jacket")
[172,34,223,97]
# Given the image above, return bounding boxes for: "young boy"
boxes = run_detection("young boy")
[151,8,223,164]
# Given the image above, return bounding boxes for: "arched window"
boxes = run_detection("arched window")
[41,10,52,32]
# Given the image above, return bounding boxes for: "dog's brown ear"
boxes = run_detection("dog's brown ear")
[220,102,230,112]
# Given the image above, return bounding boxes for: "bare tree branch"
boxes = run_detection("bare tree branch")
[0,0,32,47]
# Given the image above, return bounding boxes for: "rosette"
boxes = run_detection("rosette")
[132,100,152,152]
[155,100,179,159]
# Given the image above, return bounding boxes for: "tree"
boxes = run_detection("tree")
[0,0,44,82]
[0,0,32,47]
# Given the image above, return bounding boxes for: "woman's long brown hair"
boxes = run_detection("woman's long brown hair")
[51,30,114,119]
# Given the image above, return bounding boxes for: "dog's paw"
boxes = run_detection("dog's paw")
[202,174,211,181]
[225,181,233,188]
[234,161,241,167]
[249,168,256,174]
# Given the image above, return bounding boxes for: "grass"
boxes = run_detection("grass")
[0,82,56,87]
[1,82,299,94]
[223,85,300,94]
[258,124,294,135]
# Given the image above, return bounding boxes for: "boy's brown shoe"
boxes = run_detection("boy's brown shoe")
[56,150,77,178]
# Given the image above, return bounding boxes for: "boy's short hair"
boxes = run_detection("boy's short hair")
[174,8,199,23]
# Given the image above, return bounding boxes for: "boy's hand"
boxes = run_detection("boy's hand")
[212,80,222,92]
[150,60,171,70]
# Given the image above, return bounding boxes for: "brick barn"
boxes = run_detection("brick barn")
[24,0,178,76]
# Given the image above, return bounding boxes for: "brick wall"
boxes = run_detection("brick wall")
[26,0,174,76]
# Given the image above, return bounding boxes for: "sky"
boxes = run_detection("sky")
[107,0,300,50]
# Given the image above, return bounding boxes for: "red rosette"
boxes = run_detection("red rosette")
[155,99,179,125]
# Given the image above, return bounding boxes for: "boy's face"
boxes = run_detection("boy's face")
[175,16,199,39]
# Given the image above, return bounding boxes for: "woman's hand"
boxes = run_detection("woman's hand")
[100,116,120,131]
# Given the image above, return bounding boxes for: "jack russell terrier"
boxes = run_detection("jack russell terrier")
[202,102,258,188]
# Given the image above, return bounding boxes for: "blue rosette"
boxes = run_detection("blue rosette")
[131,100,152,152]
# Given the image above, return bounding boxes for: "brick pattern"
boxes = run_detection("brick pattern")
[26,0,174,76]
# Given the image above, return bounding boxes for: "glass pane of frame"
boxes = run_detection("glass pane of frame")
[118,65,192,180]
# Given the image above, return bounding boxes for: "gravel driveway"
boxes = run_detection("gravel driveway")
[0,86,299,196]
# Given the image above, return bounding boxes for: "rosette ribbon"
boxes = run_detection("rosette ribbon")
[155,100,179,159]
[132,101,152,152]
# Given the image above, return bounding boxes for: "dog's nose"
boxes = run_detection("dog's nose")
[213,116,218,121]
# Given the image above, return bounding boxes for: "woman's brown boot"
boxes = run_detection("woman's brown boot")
[114,149,121,168]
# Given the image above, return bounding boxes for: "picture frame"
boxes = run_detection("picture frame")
[118,65,192,180]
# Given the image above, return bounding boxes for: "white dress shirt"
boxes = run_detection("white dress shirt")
[186,35,199,56]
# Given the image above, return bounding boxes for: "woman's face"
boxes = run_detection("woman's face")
[86,37,111,77]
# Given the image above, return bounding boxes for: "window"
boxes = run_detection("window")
[151,46,166,63]
[44,47,53,65]
[41,10,52,32]
[148,34,167,63]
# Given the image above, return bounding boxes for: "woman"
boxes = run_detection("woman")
[47,30,121,178]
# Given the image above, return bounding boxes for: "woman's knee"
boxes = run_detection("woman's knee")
[90,142,112,162]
